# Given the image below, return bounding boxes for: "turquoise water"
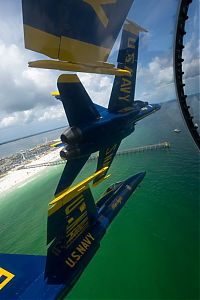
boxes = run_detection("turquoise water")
[0,99,199,299]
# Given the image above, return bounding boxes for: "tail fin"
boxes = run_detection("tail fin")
[48,167,108,243]
[57,74,100,127]
[45,169,108,281]
[108,20,147,112]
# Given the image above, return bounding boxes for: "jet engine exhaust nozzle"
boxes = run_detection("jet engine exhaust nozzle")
[61,127,82,145]
[60,146,81,160]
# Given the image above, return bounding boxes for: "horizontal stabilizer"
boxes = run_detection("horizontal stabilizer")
[28,60,131,76]
[22,0,134,63]
[57,74,100,127]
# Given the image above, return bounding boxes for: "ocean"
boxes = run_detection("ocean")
[0,96,199,299]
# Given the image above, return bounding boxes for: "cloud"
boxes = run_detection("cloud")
[0,32,62,129]
[0,0,198,135]
[135,18,199,104]
[182,0,200,80]
[0,104,65,130]
[183,32,200,79]
[0,40,59,113]
[135,54,175,103]
[79,73,114,107]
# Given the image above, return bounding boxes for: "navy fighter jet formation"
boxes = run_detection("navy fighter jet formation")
[0,0,160,299]
[53,19,160,194]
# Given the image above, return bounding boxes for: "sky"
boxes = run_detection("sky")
[0,0,199,142]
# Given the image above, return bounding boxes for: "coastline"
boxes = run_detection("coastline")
[0,148,61,195]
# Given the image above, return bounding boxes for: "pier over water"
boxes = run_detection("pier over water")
[18,142,171,169]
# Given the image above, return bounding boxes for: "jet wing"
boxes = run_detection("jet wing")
[22,0,134,75]
[93,142,121,185]
[57,74,100,127]
[55,155,90,196]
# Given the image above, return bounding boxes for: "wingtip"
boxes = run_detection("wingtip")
[58,74,80,83]
[125,19,148,33]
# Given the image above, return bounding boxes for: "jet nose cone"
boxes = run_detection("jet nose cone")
[154,103,161,111]
[125,171,146,190]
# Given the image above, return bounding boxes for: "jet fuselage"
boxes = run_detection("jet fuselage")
[60,101,160,160]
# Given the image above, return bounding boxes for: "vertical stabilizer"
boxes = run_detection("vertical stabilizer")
[108,20,147,112]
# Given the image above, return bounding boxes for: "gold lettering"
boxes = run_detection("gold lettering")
[81,241,90,250]
[82,236,92,245]
[76,244,87,255]
[71,251,81,261]
[67,211,87,233]
[111,196,123,209]
[104,153,113,164]
[87,232,95,241]
[65,258,76,268]
[65,194,85,215]
[67,217,89,244]
[120,78,131,94]
[83,0,116,28]
[79,202,86,213]
[128,37,136,48]
[125,53,135,64]
[66,232,95,268]
[106,144,117,155]
[119,94,130,102]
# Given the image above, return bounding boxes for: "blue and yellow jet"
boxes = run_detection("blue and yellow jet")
[0,169,146,299]
[22,0,134,76]
[52,20,161,195]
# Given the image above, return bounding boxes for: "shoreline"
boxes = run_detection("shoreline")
[0,148,61,195]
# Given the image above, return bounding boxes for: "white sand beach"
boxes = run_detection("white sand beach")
[0,148,61,194]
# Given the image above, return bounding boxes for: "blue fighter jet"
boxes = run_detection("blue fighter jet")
[0,169,146,299]
[21,1,160,194]
[54,20,161,195]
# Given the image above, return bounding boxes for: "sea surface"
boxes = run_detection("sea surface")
[0,97,199,299]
